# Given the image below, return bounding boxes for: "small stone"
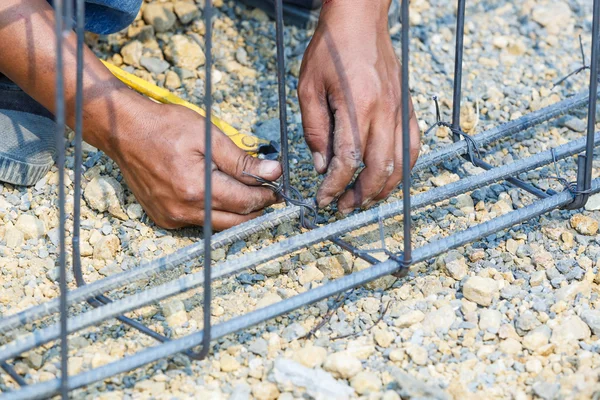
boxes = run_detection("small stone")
[282,322,306,342]
[394,310,425,328]
[15,214,46,240]
[562,117,587,132]
[516,310,540,334]
[299,251,316,264]
[251,382,279,400]
[436,250,467,280]
[374,329,395,348]
[220,354,240,372]
[406,345,428,365]
[91,352,115,369]
[140,56,170,74]
[256,293,282,309]
[174,1,199,24]
[164,35,205,70]
[126,203,144,220]
[293,346,327,368]
[121,41,143,67]
[532,381,560,400]
[430,172,459,187]
[84,176,128,220]
[235,47,249,66]
[523,326,551,352]
[161,299,188,327]
[5,226,24,249]
[499,338,522,355]
[551,316,591,344]
[585,193,600,211]
[256,261,281,277]
[581,310,600,336]
[570,214,598,236]
[299,265,324,284]
[525,358,543,374]
[532,1,572,29]
[316,256,345,279]
[323,351,362,379]
[143,3,176,33]
[92,235,120,261]
[479,309,502,332]
[389,349,405,362]
[422,305,455,333]
[530,270,546,287]
[165,70,182,90]
[24,352,43,370]
[272,359,354,399]
[462,276,499,306]
[353,258,396,290]
[350,371,381,395]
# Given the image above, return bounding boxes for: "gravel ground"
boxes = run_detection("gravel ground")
[2,0,600,399]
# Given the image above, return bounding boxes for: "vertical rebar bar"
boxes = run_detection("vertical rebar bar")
[54,0,69,398]
[401,0,412,266]
[451,0,466,141]
[199,0,213,359]
[583,0,599,192]
[72,0,84,310]
[274,0,290,194]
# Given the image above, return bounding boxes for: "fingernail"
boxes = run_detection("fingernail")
[361,197,373,207]
[259,160,281,177]
[339,207,353,215]
[313,152,325,172]
[318,196,334,208]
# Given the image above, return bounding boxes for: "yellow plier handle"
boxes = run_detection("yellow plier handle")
[101,60,276,157]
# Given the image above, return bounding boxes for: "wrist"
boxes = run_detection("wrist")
[81,83,156,161]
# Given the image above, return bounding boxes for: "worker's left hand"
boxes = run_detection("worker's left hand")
[298,0,420,214]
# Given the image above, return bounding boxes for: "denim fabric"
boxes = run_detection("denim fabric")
[47,0,143,34]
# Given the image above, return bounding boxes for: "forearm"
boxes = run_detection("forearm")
[0,0,151,156]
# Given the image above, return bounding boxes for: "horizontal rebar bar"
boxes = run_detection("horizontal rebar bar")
[8,177,600,400]
[414,89,594,173]
[0,89,591,336]
[2,132,598,363]
[0,206,299,335]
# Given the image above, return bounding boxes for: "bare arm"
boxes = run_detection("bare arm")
[0,0,282,230]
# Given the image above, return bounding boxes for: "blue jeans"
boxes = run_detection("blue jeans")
[48,0,143,35]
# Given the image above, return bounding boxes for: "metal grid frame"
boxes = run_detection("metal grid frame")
[0,0,599,398]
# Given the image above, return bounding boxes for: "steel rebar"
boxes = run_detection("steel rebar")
[2,131,598,364]
[7,177,600,400]
[0,87,594,336]
[401,0,412,266]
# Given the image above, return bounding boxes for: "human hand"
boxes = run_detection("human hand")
[298,0,420,214]
[106,102,282,230]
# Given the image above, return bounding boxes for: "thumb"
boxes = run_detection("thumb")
[298,83,333,174]
[212,129,282,185]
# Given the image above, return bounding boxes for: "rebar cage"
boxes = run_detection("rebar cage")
[0,0,599,398]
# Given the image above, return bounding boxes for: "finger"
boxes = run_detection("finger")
[211,170,278,214]
[316,107,367,208]
[374,102,421,202]
[298,81,334,173]
[211,126,282,185]
[337,115,395,213]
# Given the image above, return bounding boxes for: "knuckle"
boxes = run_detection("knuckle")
[340,148,363,169]
[178,184,204,203]
[236,153,253,177]
[375,158,395,177]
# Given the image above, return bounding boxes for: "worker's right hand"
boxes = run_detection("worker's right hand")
[106,103,282,230]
